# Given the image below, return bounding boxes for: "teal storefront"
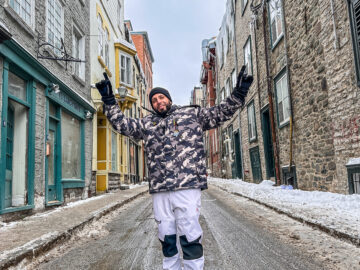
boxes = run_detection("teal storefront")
[0,38,95,215]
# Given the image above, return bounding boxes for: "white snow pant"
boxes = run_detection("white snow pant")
[152,189,204,270]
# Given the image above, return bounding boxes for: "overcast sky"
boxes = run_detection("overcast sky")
[125,0,226,105]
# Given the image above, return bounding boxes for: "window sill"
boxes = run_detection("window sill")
[62,179,85,188]
[271,33,284,51]
[4,7,35,38]
[72,73,86,86]
[278,119,290,129]
[0,204,34,214]
[249,137,257,143]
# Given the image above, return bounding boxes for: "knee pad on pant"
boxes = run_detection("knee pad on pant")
[159,234,178,257]
[179,235,203,260]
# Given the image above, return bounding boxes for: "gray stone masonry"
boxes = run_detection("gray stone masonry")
[0,0,93,217]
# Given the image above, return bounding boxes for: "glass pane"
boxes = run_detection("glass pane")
[48,130,55,185]
[61,111,81,179]
[49,102,56,117]
[111,131,117,171]
[8,72,27,101]
[9,99,29,207]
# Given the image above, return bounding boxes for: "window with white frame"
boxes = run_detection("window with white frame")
[9,0,33,27]
[120,53,132,85]
[46,0,63,55]
[214,129,218,152]
[225,78,230,97]
[244,37,252,75]
[269,0,283,46]
[98,15,104,57]
[275,72,290,126]
[72,26,85,80]
[247,101,256,142]
[220,88,226,101]
[231,69,236,90]
[104,29,109,67]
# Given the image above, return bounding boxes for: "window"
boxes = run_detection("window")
[9,0,33,27]
[214,129,218,152]
[220,39,224,67]
[247,101,257,142]
[349,0,360,86]
[111,130,117,171]
[120,53,132,86]
[231,69,236,90]
[223,130,228,156]
[269,0,283,46]
[5,72,30,208]
[98,16,104,57]
[72,26,85,80]
[241,0,248,13]
[275,71,291,126]
[226,78,231,97]
[228,124,233,153]
[243,36,253,75]
[61,111,81,179]
[104,30,109,67]
[46,0,63,56]
[220,88,226,102]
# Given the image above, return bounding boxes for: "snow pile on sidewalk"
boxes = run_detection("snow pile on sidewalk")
[208,177,360,240]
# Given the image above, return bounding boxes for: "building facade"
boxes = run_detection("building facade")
[0,0,95,220]
[204,0,360,194]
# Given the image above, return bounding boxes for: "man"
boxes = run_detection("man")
[95,66,253,270]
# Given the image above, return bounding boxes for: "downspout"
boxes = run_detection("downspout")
[232,0,246,181]
[281,0,295,183]
[262,2,281,185]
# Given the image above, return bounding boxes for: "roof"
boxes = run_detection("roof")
[130,31,155,63]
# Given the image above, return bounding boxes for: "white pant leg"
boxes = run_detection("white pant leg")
[152,192,181,270]
[171,189,204,270]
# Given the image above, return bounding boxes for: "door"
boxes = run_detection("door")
[5,105,14,208]
[261,108,275,178]
[47,119,58,202]
[249,146,262,183]
[233,131,243,179]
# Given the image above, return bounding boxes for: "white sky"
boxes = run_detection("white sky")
[125,0,227,105]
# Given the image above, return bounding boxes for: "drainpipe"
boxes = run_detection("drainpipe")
[280,0,295,183]
[232,0,246,181]
[262,3,281,185]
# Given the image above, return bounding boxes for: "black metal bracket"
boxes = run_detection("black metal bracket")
[36,35,85,70]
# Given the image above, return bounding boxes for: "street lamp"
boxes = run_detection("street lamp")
[117,86,128,102]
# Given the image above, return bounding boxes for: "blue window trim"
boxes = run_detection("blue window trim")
[267,0,285,50]
[273,67,291,129]
[247,99,257,143]
[0,60,36,212]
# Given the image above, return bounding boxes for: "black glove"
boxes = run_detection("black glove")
[232,65,253,102]
[95,73,116,105]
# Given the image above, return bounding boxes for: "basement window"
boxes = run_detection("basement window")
[281,165,297,188]
[346,158,360,194]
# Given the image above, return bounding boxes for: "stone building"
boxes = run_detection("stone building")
[207,0,360,194]
[0,0,94,220]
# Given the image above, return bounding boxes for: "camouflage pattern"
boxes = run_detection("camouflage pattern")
[104,93,243,193]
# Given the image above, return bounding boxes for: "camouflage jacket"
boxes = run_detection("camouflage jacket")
[104,93,243,193]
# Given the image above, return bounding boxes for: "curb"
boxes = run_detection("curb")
[213,184,360,248]
[0,189,148,269]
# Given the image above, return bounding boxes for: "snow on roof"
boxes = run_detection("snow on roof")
[346,158,360,167]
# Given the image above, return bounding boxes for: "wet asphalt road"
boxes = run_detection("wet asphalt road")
[38,186,324,270]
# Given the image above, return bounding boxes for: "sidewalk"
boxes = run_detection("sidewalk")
[208,177,360,247]
[0,184,149,269]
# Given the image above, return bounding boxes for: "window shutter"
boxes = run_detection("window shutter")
[350,0,360,84]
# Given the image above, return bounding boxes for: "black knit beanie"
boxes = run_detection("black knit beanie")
[149,87,172,110]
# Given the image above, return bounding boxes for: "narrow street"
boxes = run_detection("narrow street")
[20,185,358,270]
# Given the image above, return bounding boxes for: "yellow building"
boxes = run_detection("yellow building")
[90,0,137,193]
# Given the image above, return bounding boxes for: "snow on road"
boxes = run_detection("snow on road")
[208,177,360,242]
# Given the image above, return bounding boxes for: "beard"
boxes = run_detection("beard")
[155,102,172,116]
